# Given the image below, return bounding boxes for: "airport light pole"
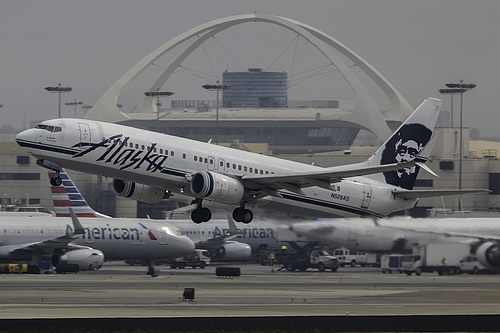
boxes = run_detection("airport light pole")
[442,81,476,210]
[202,83,230,145]
[144,90,174,121]
[81,103,92,116]
[438,88,464,127]
[65,100,83,118]
[45,84,72,118]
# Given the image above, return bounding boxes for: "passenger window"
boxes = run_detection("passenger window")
[135,144,139,149]
[233,164,236,169]
[220,161,223,167]
[183,153,186,159]
[204,158,207,163]
[238,165,242,171]
[194,156,198,162]
[141,145,145,150]
[171,151,174,156]
[244,166,248,172]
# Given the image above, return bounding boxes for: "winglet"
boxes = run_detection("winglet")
[227,216,241,236]
[68,208,85,235]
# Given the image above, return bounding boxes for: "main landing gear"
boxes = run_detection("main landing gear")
[190,199,212,224]
[190,199,253,224]
[232,204,253,224]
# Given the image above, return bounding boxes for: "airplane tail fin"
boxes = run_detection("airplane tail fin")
[48,169,106,218]
[365,97,442,190]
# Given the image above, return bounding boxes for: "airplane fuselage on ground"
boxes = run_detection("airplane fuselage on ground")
[0,215,194,262]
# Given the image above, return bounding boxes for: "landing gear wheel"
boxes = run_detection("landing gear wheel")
[50,176,62,186]
[233,207,253,223]
[191,207,212,223]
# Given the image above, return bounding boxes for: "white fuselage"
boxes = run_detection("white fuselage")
[16,118,416,219]
[169,218,291,253]
[0,215,194,262]
[288,217,500,253]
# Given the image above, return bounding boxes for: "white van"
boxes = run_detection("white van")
[333,248,367,267]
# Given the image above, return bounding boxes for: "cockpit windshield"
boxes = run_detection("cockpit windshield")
[35,124,62,133]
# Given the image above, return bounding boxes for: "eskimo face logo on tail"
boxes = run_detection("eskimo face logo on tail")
[380,123,432,190]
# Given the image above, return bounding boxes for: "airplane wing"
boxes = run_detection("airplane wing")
[241,160,419,194]
[239,133,438,195]
[195,217,241,248]
[392,189,490,199]
[8,208,85,255]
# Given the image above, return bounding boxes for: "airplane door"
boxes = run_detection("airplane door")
[78,123,91,147]
[159,228,168,245]
[207,156,215,171]
[361,183,372,209]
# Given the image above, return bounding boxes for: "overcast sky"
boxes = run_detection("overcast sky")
[1,0,499,137]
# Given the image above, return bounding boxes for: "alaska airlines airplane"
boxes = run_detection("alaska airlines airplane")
[280,217,500,269]
[16,97,483,224]
[0,169,194,275]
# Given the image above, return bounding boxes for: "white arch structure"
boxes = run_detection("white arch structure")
[86,13,413,141]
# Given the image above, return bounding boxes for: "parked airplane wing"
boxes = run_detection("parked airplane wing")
[8,208,85,255]
[392,189,490,199]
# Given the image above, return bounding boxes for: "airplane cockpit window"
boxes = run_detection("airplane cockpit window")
[35,124,62,133]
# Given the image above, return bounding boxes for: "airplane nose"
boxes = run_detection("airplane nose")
[15,129,34,147]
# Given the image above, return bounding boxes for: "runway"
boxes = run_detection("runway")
[1,262,500,332]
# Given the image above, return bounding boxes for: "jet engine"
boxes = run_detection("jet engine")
[476,242,500,268]
[52,247,104,271]
[112,179,169,204]
[190,171,245,204]
[213,242,252,261]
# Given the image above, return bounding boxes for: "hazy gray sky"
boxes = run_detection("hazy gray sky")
[1,1,499,137]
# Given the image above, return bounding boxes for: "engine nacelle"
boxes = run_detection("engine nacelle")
[476,242,500,268]
[213,242,252,261]
[113,179,168,204]
[52,247,104,271]
[190,171,244,204]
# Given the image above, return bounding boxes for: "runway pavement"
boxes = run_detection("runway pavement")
[1,262,500,331]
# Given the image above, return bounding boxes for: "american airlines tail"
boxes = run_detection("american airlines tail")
[48,169,105,218]
[364,97,442,190]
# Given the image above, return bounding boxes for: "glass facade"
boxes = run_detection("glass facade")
[222,69,288,108]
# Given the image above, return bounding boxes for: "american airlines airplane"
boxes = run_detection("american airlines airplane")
[16,97,483,224]
[0,169,194,275]
[50,169,291,261]
[280,217,500,269]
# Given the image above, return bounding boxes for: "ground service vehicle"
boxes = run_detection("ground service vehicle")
[402,243,471,276]
[381,254,404,274]
[457,255,499,275]
[278,248,338,272]
[333,248,367,267]
[168,249,211,269]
